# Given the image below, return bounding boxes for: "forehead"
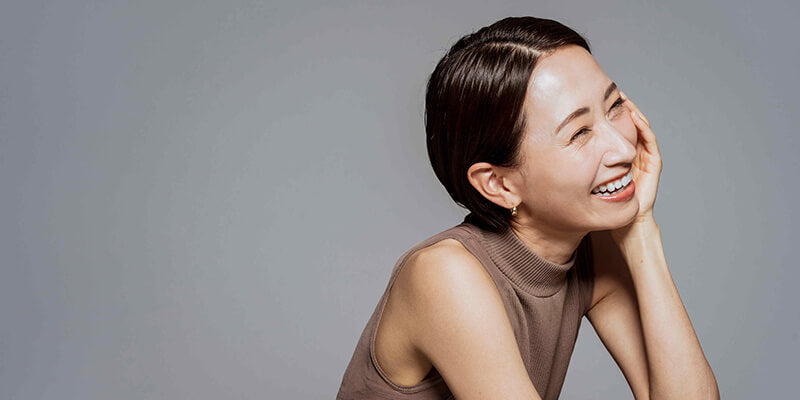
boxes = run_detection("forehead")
[525,45,611,128]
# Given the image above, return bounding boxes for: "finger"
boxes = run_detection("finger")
[630,109,651,138]
[631,108,661,157]
[619,91,658,152]
[622,93,649,127]
[619,91,650,127]
[621,93,659,152]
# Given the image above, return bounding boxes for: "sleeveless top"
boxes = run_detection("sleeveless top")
[336,214,595,400]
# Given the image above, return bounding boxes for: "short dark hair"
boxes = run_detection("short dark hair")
[425,16,591,233]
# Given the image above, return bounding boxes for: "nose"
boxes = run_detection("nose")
[598,120,636,167]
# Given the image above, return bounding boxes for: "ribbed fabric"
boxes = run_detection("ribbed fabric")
[482,225,577,297]
[336,213,595,400]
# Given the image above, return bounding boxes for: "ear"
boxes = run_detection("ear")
[467,162,519,209]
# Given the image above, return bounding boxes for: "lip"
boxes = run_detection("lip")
[592,170,631,192]
[592,178,635,202]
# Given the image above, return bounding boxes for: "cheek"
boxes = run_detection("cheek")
[552,163,596,197]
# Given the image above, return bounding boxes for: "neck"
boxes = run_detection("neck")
[509,214,588,265]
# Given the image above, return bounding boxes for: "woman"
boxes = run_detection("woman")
[337,16,719,400]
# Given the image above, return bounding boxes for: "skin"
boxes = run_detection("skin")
[375,44,719,399]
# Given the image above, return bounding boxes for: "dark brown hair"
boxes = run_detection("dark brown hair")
[425,16,591,233]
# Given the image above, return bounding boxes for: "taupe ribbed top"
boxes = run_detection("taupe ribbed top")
[337,214,595,399]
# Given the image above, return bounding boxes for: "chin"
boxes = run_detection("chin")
[595,202,640,231]
[613,203,641,229]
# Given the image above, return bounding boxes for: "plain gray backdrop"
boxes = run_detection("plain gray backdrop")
[2,1,797,399]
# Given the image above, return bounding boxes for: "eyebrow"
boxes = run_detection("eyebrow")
[553,81,618,136]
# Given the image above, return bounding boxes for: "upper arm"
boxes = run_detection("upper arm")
[394,240,542,400]
[586,230,651,399]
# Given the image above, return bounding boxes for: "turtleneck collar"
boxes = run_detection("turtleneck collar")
[464,218,576,298]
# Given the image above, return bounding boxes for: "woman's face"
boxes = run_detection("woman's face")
[513,45,639,232]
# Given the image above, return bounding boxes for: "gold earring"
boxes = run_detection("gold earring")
[510,205,518,217]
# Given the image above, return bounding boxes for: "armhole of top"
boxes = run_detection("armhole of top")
[368,225,480,394]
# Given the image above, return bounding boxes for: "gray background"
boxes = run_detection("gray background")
[1,1,797,399]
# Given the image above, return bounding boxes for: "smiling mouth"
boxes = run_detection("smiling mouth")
[591,171,633,195]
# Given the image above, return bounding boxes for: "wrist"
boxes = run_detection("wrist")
[634,212,657,227]
[612,214,661,247]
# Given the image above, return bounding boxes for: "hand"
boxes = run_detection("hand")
[610,92,663,242]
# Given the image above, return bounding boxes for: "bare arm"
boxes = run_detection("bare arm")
[586,229,651,399]
[614,217,719,399]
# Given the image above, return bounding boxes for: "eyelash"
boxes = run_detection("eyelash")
[570,97,626,142]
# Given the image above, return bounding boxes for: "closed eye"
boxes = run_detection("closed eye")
[610,97,625,111]
[569,97,626,142]
[570,127,589,141]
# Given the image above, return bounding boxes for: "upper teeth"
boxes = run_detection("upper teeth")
[592,172,633,194]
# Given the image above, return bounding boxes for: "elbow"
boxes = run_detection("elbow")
[705,370,721,400]
[701,363,721,400]
[647,370,719,400]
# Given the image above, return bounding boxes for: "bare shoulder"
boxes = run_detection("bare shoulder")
[404,238,488,279]
[390,238,540,399]
[388,237,497,330]
[373,238,499,388]
[407,237,478,267]
[394,237,496,312]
